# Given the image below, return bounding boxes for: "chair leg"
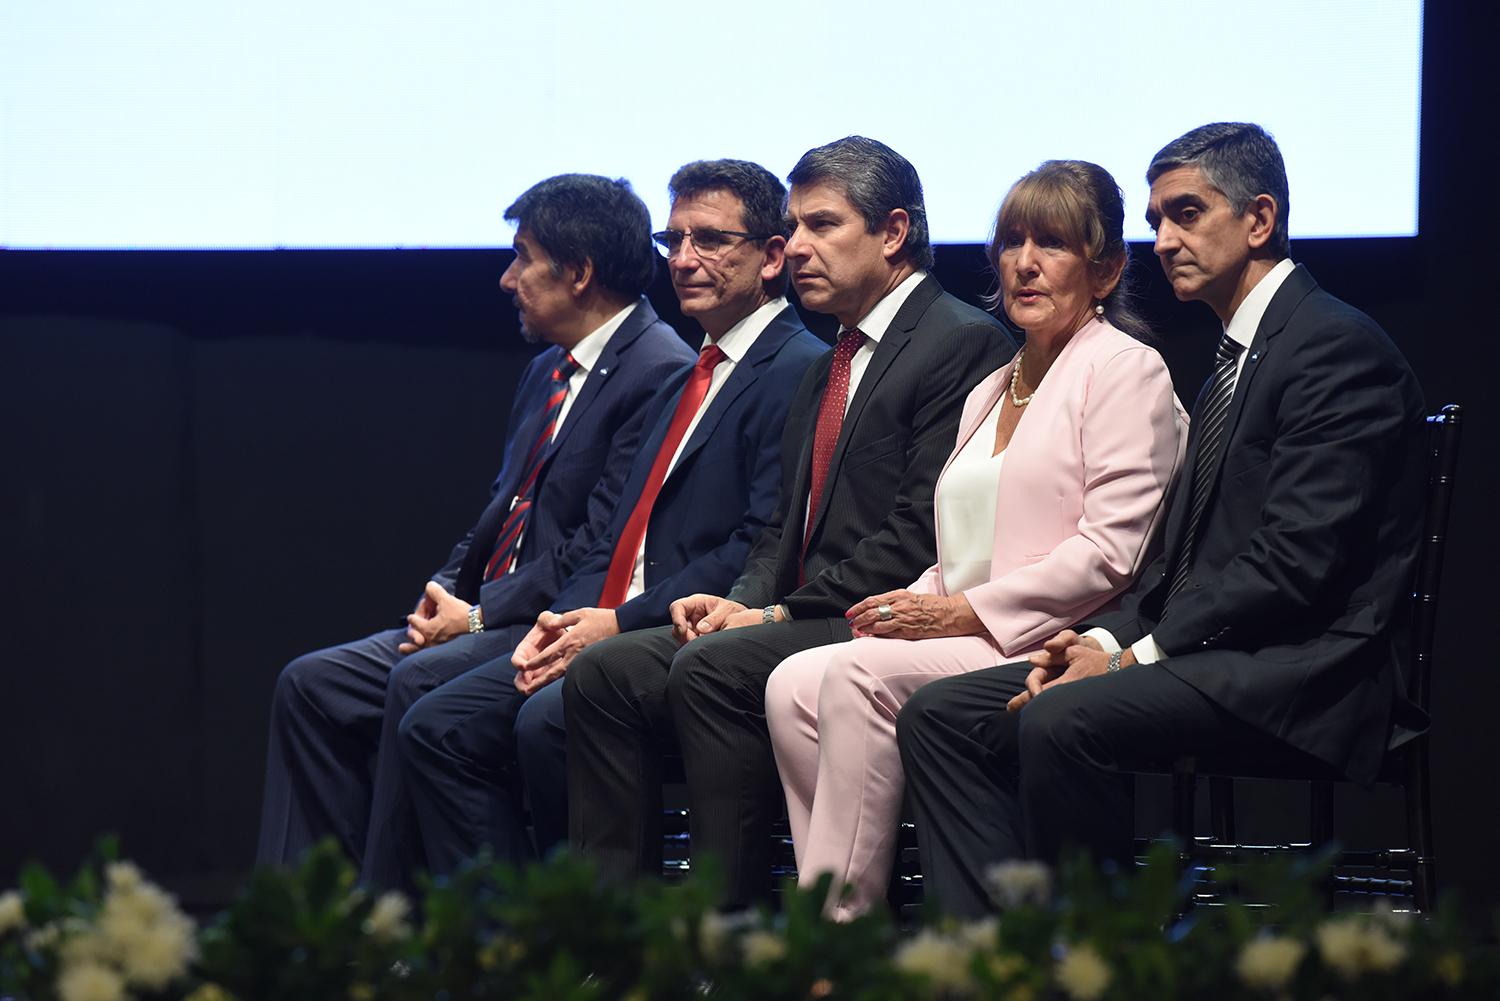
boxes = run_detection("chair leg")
[1208,777,1235,844]
[1309,781,1334,846]
[1171,761,1197,852]
[1405,744,1436,912]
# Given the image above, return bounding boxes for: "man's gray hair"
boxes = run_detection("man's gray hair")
[787,136,934,270]
[1147,122,1291,259]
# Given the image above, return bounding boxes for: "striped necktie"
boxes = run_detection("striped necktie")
[597,343,727,608]
[1166,333,1243,604]
[484,352,581,580]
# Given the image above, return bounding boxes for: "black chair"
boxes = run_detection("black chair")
[1166,404,1461,912]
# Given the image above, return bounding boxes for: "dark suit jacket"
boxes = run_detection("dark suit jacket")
[438,299,696,627]
[1085,265,1425,784]
[553,306,826,631]
[729,275,1018,619]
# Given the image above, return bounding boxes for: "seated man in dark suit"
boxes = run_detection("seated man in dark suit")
[375,159,826,882]
[564,136,1018,907]
[897,122,1426,917]
[256,174,697,879]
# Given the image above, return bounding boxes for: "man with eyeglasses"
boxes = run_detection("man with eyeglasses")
[257,174,695,883]
[363,159,826,885]
[564,136,1018,907]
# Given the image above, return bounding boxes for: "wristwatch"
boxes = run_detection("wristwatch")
[762,605,779,625]
[1106,650,1123,672]
[467,605,485,634]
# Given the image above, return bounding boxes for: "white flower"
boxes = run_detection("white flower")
[740,929,787,968]
[0,890,25,934]
[100,881,175,937]
[985,861,1052,909]
[1236,935,1306,990]
[105,862,143,893]
[364,891,413,943]
[1315,916,1407,979]
[59,928,110,967]
[57,962,126,1001]
[895,929,975,995]
[120,915,198,989]
[1055,943,1111,1001]
[957,916,999,951]
[26,921,62,951]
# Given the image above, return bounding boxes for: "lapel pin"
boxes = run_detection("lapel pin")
[597,367,609,376]
[1248,352,1260,363]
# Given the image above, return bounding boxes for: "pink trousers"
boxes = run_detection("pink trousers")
[765,632,1009,919]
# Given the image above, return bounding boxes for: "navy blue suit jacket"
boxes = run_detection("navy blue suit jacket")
[553,306,825,632]
[439,299,695,628]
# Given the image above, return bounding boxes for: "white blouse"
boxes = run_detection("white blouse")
[937,397,1005,594]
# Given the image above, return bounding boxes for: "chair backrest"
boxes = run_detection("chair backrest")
[1406,404,1463,714]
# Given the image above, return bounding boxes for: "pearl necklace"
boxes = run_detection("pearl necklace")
[1009,348,1035,406]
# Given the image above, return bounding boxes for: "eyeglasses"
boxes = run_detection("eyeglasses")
[652,227,772,259]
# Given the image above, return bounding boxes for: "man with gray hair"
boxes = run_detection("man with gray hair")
[565,136,1017,907]
[897,122,1426,916]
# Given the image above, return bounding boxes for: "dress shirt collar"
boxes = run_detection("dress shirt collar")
[701,297,789,363]
[567,300,637,373]
[838,270,928,345]
[1223,258,1296,350]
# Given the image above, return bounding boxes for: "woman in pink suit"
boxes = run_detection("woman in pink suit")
[765,160,1189,919]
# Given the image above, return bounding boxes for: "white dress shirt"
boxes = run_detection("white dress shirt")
[1086,258,1296,663]
[623,298,790,600]
[937,397,1004,594]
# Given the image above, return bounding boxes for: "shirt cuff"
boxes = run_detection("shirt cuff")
[1131,633,1166,664]
[1081,627,1121,654]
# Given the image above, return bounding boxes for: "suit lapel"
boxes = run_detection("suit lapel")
[1159,265,1316,577]
[804,276,938,544]
[542,299,659,467]
[666,307,800,480]
[1193,265,1314,511]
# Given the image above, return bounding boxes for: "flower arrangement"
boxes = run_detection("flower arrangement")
[1,840,1494,1000]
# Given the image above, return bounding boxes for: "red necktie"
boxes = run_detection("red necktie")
[597,344,727,608]
[484,353,580,580]
[802,329,865,559]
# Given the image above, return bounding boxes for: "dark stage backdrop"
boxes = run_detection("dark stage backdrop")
[3,3,1495,916]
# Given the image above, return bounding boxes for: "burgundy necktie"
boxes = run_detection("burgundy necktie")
[802,329,865,563]
[484,352,580,580]
[597,344,727,608]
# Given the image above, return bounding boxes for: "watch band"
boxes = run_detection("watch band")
[467,605,484,634]
[1106,649,1123,672]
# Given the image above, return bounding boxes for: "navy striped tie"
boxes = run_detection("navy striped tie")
[484,352,580,580]
[1166,333,1244,604]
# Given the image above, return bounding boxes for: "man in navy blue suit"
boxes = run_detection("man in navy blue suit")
[256,174,696,876]
[378,159,826,883]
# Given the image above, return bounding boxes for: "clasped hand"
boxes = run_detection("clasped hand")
[510,607,620,694]
[668,594,773,645]
[399,581,472,654]
[1006,629,1126,712]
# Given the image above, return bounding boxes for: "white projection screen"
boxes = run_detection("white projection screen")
[0,0,1422,250]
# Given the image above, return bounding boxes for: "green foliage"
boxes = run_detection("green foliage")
[1,836,1496,1000]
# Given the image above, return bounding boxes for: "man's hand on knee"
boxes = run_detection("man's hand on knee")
[399,581,472,654]
[670,594,747,644]
[1007,630,1109,711]
[510,608,619,693]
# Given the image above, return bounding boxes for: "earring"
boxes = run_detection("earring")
[1094,302,1105,318]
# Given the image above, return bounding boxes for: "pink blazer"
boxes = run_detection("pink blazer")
[908,318,1188,658]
